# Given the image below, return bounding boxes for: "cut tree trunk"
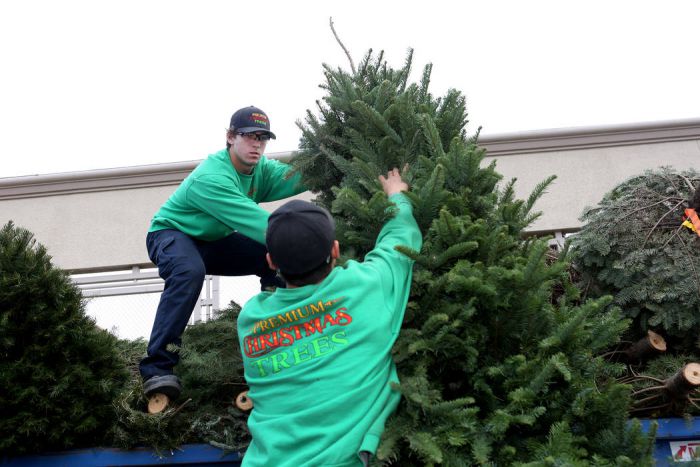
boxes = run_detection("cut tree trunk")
[665,363,700,400]
[625,330,667,363]
[629,362,700,417]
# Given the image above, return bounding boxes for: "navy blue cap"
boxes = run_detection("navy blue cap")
[266,200,335,275]
[230,106,276,139]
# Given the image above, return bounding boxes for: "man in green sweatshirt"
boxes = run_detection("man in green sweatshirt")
[237,168,422,466]
[141,106,306,403]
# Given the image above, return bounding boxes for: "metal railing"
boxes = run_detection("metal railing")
[72,266,220,325]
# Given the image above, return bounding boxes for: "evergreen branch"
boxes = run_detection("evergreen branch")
[418,113,446,159]
[411,163,448,229]
[350,100,403,145]
[631,370,665,384]
[394,245,423,262]
[632,393,664,406]
[679,174,697,193]
[371,80,395,115]
[659,170,682,194]
[629,403,670,413]
[660,225,685,249]
[617,376,639,384]
[631,385,665,396]
[319,144,354,175]
[432,242,479,269]
[329,17,356,75]
[397,48,414,93]
[469,126,482,146]
[539,304,590,351]
[499,178,517,205]
[614,196,679,223]
[522,175,556,220]
[418,63,432,103]
[522,211,544,228]
[170,398,192,416]
[641,198,685,248]
[674,230,700,299]
[599,346,628,361]
[406,431,443,464]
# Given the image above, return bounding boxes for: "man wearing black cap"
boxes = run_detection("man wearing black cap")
[237,168,422,467]
[140,106,305,408]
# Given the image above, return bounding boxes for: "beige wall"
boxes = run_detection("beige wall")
[0,186,312,272]
[3,186,171,271]
[489,139,700,233]
[1,120,698,272]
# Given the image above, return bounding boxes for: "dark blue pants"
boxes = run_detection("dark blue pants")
[139,229,282,381]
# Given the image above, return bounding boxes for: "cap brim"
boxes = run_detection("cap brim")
[236,127,276,139]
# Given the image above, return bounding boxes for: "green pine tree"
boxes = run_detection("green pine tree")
[291,48,655,465]
[569,168,700,352]
[0,221,128,455]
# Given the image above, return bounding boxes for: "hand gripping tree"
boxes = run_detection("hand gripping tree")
[291,47,654,465]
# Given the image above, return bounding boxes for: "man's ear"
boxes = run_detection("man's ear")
[266,253,277,271]
[226,130,236,145]
[331,240,340,259]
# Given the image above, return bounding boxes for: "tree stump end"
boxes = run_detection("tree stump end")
[683,363,700,386]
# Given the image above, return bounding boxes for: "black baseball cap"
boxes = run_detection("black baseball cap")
[266,200,336,275]
[229,106,276,139]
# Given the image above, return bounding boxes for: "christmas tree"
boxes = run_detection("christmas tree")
[569,168,700,417]
[570,168,700,350]
[0,219,252,456]
[0,221,128,455]
[291,46,655,464]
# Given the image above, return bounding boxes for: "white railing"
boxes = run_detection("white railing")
[72,266,220,324]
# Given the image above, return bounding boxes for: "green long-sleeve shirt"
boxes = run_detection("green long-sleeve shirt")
[237,193,422,467]
[149,149,305,243]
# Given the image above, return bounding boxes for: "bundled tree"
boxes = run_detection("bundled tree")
[110,303,251,454]
[0,221,128,455]
[569,168,700,352]
[569,169,700,418]
[291,46,654,465]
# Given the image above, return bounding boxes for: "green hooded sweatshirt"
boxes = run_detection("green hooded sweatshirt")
[149,149,304,244]
[237,193,422,467]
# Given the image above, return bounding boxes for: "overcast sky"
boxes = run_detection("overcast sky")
[1,0,699,178]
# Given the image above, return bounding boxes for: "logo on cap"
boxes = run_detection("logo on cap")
[250,113,268,126]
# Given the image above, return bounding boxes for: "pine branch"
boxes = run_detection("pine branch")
[629,403,670,413]
[642,198,685,247]
[521,174,554,221]
[671,230,700,299]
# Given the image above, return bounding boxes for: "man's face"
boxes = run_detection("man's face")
[228,132,270,174]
